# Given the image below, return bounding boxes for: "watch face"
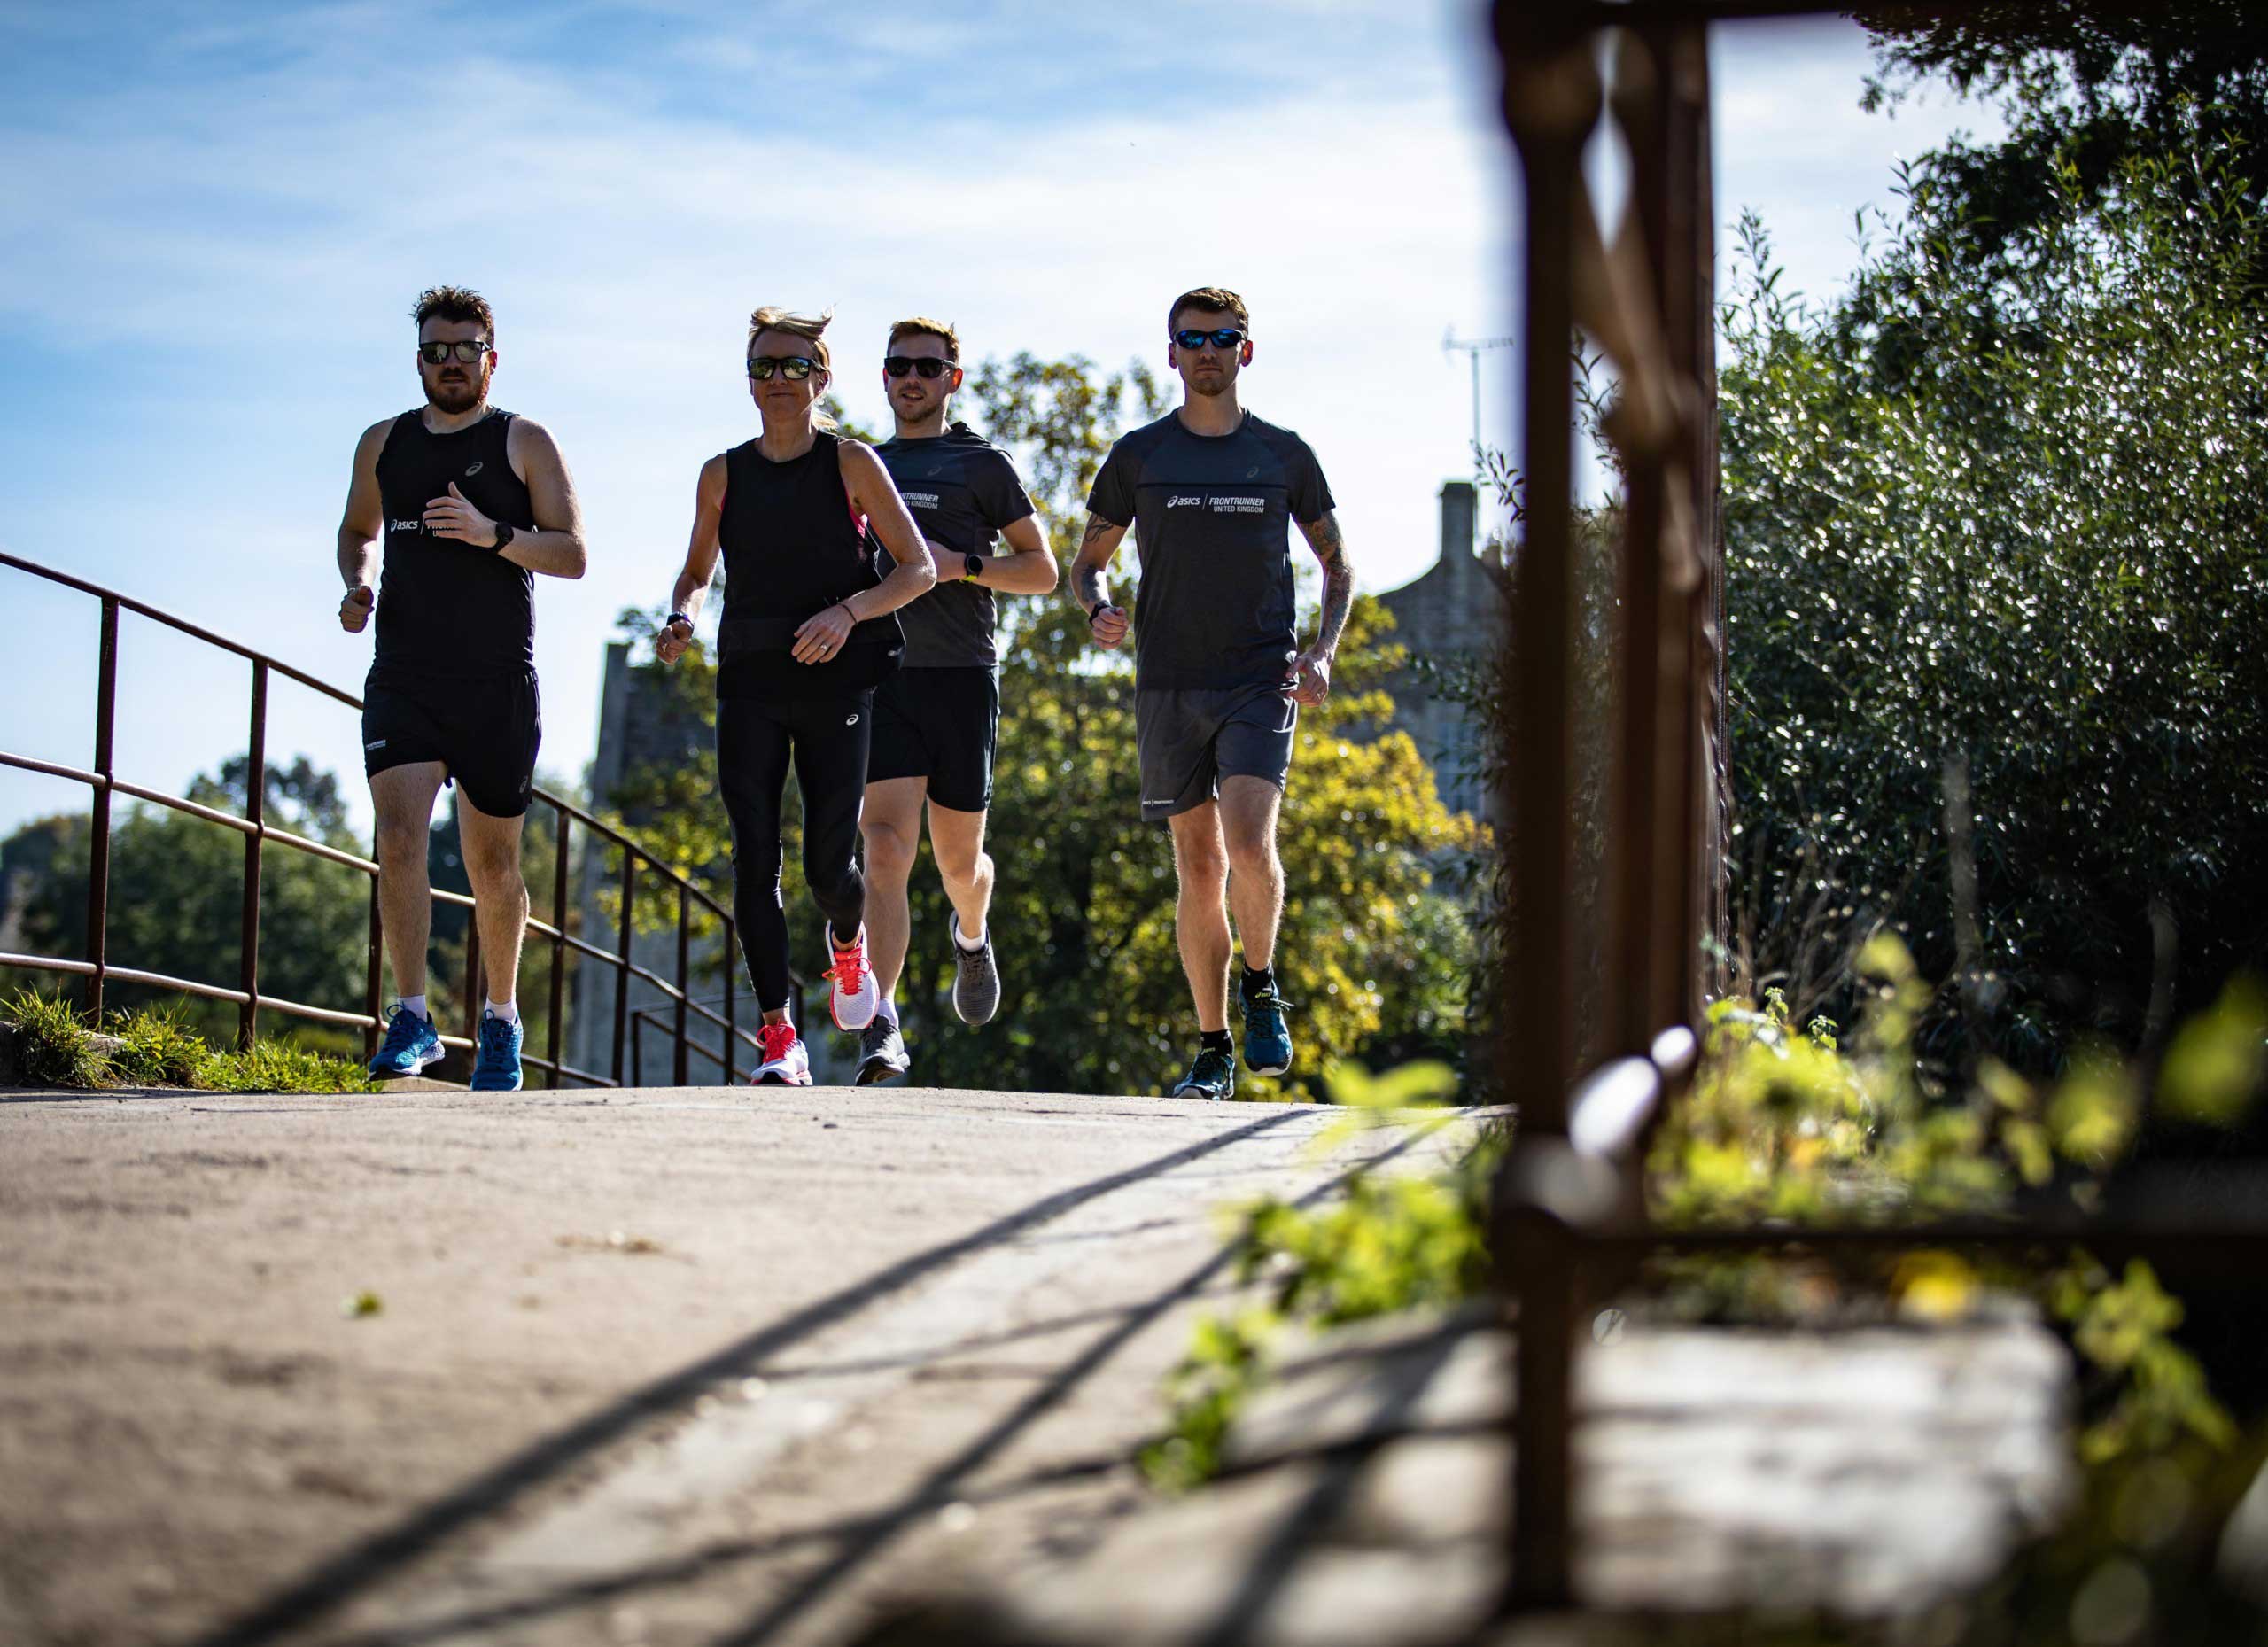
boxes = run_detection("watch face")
[966,554,984,578]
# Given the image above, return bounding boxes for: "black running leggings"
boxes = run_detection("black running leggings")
[717,690,873,1011]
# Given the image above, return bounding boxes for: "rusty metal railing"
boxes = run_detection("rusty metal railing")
[1488,0,2268,1617]
[0,549,776,1088]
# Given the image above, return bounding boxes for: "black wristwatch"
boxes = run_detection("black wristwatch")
[491,520,515,551]
[964,552,984,581]
[667,611,692,632]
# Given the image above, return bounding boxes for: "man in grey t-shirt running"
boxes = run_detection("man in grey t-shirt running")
[855,317,1058,1084]
[1072,285,1355,1101]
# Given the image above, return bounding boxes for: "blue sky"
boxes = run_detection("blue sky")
[0,3,1999,842]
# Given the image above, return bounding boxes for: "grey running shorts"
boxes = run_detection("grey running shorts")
[1135,683,1297,825]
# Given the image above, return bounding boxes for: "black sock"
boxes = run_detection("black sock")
[1200,1028,1234,1055]
[1239,962,1275,998]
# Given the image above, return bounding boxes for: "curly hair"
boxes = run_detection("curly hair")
[412,284,494,343]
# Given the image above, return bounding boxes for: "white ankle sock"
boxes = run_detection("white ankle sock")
[401,994,429,1022]
[486,999,519,1024]
[953,918,987,952]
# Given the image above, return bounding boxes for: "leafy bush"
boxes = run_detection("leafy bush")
[1,992,374,1094]
[105,1003,206,1086]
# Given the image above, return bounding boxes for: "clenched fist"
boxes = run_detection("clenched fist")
[339,584,374,633]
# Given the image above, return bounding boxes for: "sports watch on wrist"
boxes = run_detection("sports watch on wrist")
[667,611,692,632]
[964,553,984,581]
[491,520,515,551]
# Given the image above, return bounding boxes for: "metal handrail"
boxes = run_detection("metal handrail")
[628,994,781,1088]
[0,548,767,1088]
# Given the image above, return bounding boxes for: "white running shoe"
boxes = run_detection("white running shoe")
[751,1022,811,1086]
[824,923,880,1031]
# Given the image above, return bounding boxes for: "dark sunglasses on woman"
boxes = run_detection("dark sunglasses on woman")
[748,356,818,381]
[1173,327,1247,351]
[882,355,957,379]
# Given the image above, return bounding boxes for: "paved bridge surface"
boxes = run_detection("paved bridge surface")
[0,1082,1483,1647]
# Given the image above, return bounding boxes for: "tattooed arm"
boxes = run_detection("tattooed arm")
[1291,509,1354,705]
[1070,512,1131,649]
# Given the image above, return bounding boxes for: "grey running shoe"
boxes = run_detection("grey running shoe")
[1170,1045,1237,1102]
[949,913,1000,1025]
[855,1017,910,1085]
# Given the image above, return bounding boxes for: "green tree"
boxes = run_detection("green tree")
[1720,146,2268,1060]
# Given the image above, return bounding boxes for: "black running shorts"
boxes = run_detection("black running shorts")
[866,665,999,814]
[361,669,541,819]
[1135,682,1297,825]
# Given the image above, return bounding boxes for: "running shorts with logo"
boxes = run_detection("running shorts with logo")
[362,407,544,818]
[1134,681,1295,825]
[361,670,541,819]
[1085,408,1333,825]
[867,665,1000,812]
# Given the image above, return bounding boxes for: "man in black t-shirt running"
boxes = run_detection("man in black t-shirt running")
[855,318,1057,1084]
[336,285,588,1092]
[1073,286,1355,1102]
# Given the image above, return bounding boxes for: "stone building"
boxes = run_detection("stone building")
[1374,480,1503,821]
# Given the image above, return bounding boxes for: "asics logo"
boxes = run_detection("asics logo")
[1166,494,1203,508]
[389,518,421,532]
[464,461,484,476]
[846,713,860,726]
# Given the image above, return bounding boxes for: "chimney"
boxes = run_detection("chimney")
[1439,480,1477,582]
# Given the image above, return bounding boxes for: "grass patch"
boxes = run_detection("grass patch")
[105,1003,206,1086]
[3,987,110,1088]
[3,991,376,1094]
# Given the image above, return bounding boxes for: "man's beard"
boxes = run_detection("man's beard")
[428,367,488,414]
[1189,374,1231,399]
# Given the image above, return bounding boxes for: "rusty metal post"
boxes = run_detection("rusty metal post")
[364,848,384,1060]
[237,661,268,1047]
[612,844,634,1085]
[463,900,484,1053]
[631,1008,643,1086]
[1494,7,1602,1617]
[723,918,739,1086]
[548,808,569,1088]
[673,882,690,1087]
[83,596,120,1020]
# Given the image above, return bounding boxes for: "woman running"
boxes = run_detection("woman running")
[656,307,937,1085]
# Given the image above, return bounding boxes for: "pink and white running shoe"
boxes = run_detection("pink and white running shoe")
[823,924,880,1031]
[751,1021,811,1086]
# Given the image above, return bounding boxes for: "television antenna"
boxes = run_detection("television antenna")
[1443,328,1517,470]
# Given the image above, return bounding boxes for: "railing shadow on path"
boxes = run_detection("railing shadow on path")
[190,1108,1317,1647]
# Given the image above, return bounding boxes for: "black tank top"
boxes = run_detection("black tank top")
[716,431,902,698]
[373,408,538,680]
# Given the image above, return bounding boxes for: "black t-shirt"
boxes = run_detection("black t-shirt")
[874,423,1037,671]
[372,408,538,681]
[1086,409,1334,691]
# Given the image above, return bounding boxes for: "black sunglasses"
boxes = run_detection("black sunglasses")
[1174,327,1247,351]
[883,355,958,380]
[419,339,492,364]
[748,355,819,381]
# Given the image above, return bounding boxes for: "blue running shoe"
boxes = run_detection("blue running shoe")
[1239,977,1294,1077]
[367,1003,443,1079]
[1170,1045,1237,1102]
[470,1008,524,1092]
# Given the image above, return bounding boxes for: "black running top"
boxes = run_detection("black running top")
[874,423,1036,671]
[1086,410,1333,691]
[716,431,902,697]
[373,408,538,680]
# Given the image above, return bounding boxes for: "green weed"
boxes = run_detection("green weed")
[2,987,109,1088]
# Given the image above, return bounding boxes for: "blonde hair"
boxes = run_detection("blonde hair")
[886,315,960,360]
[746,306,836,430]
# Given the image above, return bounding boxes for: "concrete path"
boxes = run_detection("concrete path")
[0,1083,1487,1647]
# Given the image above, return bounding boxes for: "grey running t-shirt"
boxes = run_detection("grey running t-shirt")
[874,423,1037,670]
[1086,410,1334,690]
